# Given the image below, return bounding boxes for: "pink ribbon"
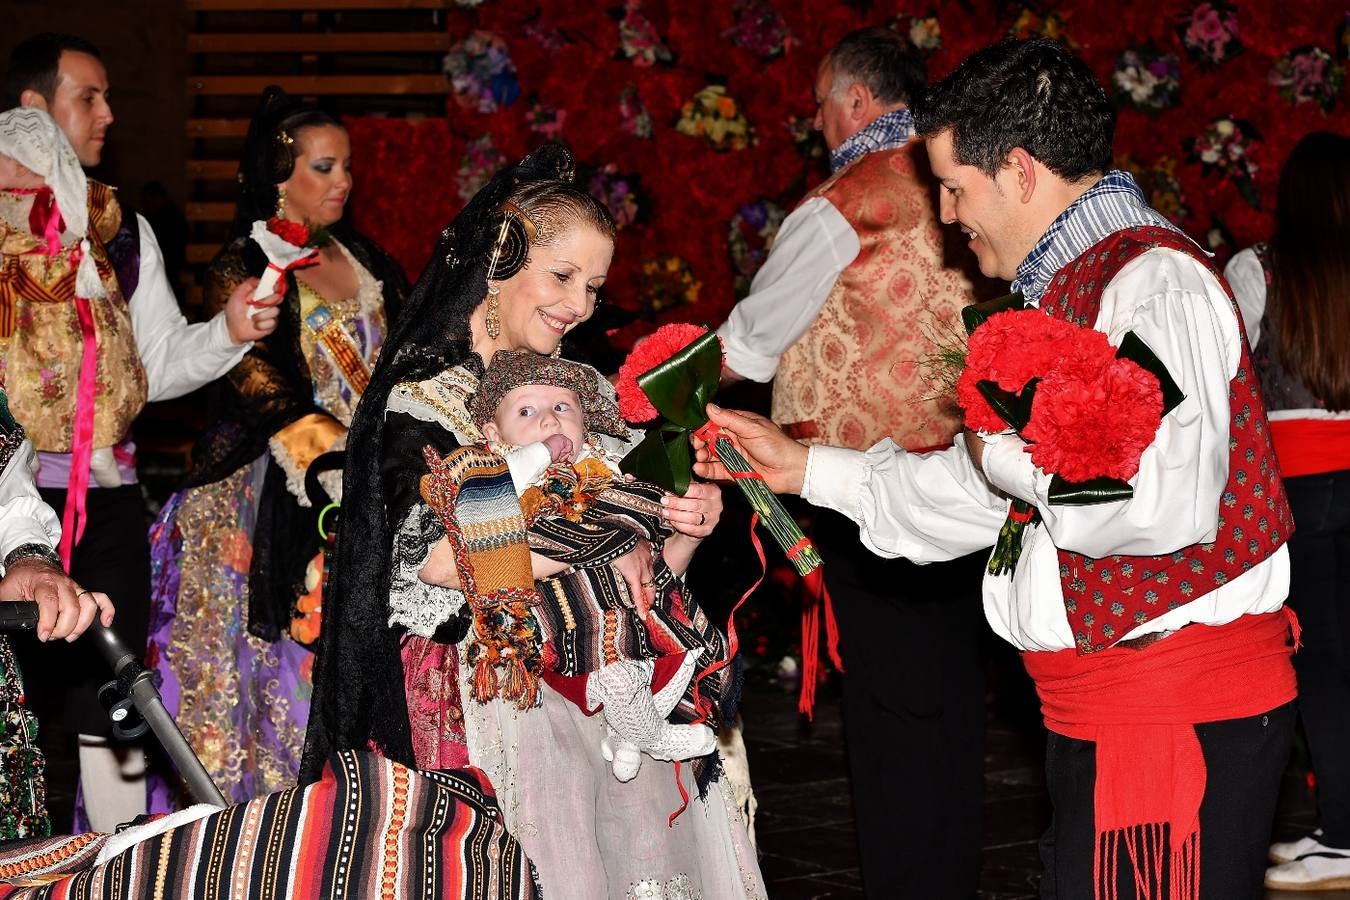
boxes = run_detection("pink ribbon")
[7,187,63,256]
[58,246,99,569]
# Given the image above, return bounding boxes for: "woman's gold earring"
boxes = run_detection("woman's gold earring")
[485,284,501,340]
[551,344,562,359]
[275,188,287,219]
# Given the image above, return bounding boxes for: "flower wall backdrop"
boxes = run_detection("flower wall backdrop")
[344,0,1350,352]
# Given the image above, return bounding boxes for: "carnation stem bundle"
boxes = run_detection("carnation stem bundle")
[708,433,822,576]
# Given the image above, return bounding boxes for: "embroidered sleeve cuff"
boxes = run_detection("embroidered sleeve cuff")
[801,444,866,517]
[979,432,1042,505]
[268,414,346,507]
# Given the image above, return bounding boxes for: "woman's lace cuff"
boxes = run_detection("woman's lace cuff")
[387,503,466,638]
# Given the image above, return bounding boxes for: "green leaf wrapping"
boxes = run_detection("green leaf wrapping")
[1046,474,1135,505]
[634,330,724,430]
[975,377,1039,432]
[621,425,692,495]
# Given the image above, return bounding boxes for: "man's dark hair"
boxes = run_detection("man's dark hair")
[828,26,926,107]
[4,33,102,107]
[914,38,1114,182]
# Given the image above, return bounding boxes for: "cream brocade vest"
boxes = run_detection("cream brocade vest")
[771,142,971,452]
[0,183,147,451]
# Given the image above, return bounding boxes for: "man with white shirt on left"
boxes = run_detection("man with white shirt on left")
[4,33,279,831]
[0,380,113,840]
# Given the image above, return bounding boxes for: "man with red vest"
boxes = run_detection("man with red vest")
[717,26,986,900]
[699,37,1296,900]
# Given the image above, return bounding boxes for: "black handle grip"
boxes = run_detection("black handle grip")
[0,601,135,677]
[0,601,39,631]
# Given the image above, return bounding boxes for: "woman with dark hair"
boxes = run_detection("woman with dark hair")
[1225,131,1350,892]
[143,87,409,814]
[303,143,765,899]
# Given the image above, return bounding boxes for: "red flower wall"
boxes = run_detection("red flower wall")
[343,0,1350,352]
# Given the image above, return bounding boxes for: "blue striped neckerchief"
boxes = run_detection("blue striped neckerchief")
[1011,169,1185,306]
[829,107,914,174]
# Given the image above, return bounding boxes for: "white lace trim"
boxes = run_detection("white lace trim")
[386,366,481,442]
[386,503,465,637]
[628,874,698,900]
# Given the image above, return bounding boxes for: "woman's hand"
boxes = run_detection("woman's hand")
[661,481,722,540]
[611,537,657,619]
[660,482,720,576]
[417,537,462,590]
[225,277,282,344]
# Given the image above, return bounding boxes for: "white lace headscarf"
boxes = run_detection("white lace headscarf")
[0,106,106,300]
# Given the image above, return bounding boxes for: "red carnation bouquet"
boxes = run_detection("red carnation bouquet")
[247,216,330,316]
[617,323,842,718]
[615,323,821,577]
[958,295,1183,574]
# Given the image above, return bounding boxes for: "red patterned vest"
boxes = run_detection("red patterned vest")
[1038,226,1292,654]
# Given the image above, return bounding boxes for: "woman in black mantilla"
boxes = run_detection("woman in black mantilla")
[303,143,766,899]
[143,87,408,814]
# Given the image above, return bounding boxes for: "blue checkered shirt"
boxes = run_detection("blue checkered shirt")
[1011,170,1185,305]
[829,108,914,174]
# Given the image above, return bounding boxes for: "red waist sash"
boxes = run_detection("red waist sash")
[1022,610,1298,900]
[1270,416,1350,478]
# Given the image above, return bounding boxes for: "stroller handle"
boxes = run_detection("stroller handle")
[0,601,228,809]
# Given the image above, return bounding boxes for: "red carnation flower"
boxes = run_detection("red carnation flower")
[615,323,720,423]
[266,216,312,247]
[1023,356,1163,483]
[957,310,1079,432]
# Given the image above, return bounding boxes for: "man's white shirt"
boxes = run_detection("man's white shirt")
[801,246,1289,651]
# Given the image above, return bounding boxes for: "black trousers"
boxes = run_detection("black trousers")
[1038,701,1295,899]
[1283,469,1350,847]
[815,510,988,900]
[21,485,152,738]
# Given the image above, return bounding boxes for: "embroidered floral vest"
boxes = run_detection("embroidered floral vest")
[771,142,971,451]
[0,181,147,451]
[1040,226,1292,654]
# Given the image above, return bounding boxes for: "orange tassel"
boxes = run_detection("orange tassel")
[473,657,498,704]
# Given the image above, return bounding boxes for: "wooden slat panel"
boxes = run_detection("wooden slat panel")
[187,118,250,138]
[187,159,239,180]
[189,32,450,53]
[189,0,453,9]
[189,74,449,95]
[186,202,236,222]
[188,244,219,264]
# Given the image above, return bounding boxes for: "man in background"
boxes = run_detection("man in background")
[717,26,987,899]
[5,33,277,831]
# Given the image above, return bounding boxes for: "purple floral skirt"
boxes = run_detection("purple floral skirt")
[144,460,312,814]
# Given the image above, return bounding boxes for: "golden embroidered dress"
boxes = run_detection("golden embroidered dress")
[145,235,403,812]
